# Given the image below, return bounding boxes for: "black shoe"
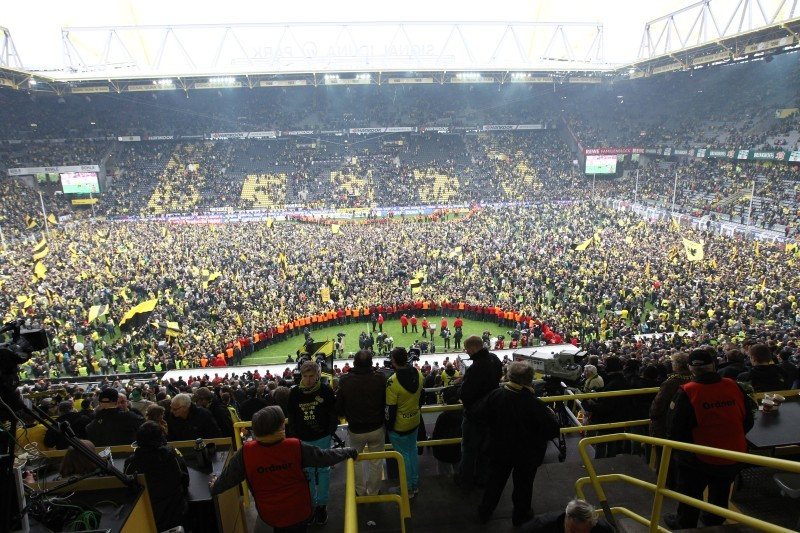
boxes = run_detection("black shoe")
[663,513,681,530]
[315,505,328,526]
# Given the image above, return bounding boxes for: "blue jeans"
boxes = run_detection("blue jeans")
[302,435,332,506]
[458,415,489,486]
[389,430,419,490]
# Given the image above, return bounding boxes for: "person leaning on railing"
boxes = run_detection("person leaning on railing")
[210,406,357,533]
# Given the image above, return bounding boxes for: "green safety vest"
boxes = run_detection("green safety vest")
[78,366,88,376]
[123,363,131,373]
[154,362,163,372]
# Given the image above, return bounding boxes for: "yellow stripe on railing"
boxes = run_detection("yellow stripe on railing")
[344,451,410,533]
[576,432,800,533]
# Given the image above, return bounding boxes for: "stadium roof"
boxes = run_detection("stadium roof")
[1,0,798,93]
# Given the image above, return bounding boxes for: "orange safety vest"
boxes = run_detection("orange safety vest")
[277,325,285,334]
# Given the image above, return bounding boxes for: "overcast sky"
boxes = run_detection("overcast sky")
[0,0,762,73]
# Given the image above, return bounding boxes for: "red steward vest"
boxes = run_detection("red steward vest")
[682,379,747,465]
[243,439,312,527]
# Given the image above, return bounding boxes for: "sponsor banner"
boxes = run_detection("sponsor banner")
[737,149,750,160]
[708,150,728,158]
[208,132,248,140]
[652,62,683,74]
[386,77,434,84]
[568,77,601,84]
[691,51,731,66]
[320,130,344,135]
[247,131,278,139]
[695,149,706,158]
[790,151,800,162]
[418,126,450,133]
[207,131,277,140]
[280,130,315,136]
[583,147,645,155]
[663,148,672,156]
[72,198,99,205]
[323,78,370,85]
[8,165,100,176]
[510,76,553,83]
[259,80,308,87]
[644,148,658,154]
[72,86,110,94]
[776,108,799,119]
[482,125,516,131]
[673,149,689,155]
[645,147,797,162]
[194,82,244,89]
[385,127,416,133]
[516,124,546,130]
[118,136,141,142]
[744,35,794,54]
[349,128,386,134]
[127,84,176,92]
[143,135,175,140]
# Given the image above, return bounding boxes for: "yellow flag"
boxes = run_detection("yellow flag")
[754,241,760,258]
[47,213,59,225]
[33,261,46,279]
[32,245,49,261]
[644,261,650,277]
[267,217,274,229]
[786,242,798,254]
[682,239,704,262]
[331,224,340,234]
[671,217,680,232]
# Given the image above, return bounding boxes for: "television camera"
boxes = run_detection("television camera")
[512,346,584,384]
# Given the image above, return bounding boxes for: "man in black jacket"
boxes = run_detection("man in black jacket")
[476,362,560,526]
[86,388,144,447]
[45,400,91,449]
[718,349,748,380]
[336,349,386,496]
[194,386,234,438]
[124,421,190,532]
[167,393,222,441]
[737,343,787,392]
[583,356,634,458]
[456,335,503,489]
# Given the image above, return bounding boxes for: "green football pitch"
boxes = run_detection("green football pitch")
[242,317,510,365]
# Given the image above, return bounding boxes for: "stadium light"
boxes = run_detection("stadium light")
[153,79,174,86]
[28,79,37,86]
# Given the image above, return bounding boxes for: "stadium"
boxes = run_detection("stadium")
[1,0,800,531]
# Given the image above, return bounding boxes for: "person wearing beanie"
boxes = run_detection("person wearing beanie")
[210,406,357,532]
[124,421,190,532]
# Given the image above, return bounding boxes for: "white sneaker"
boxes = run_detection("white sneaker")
[388,486,418,499]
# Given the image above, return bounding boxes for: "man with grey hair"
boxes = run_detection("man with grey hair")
[167,392,222,441]
[648,352,691,440]
[520,499,612,533]
[44,399,91,449]
[210,406,357,531]
[476,361,560,526]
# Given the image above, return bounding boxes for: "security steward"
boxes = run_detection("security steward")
[210,406,357,532]
[664,349,755,530]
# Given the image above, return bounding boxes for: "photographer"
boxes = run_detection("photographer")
[441,326,451,350]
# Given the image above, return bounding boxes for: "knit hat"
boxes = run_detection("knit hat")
[98,388,119,404]
[252,406,286,437]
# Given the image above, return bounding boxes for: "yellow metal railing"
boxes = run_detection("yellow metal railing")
[344,451,411,533]
[576,432,800,533]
